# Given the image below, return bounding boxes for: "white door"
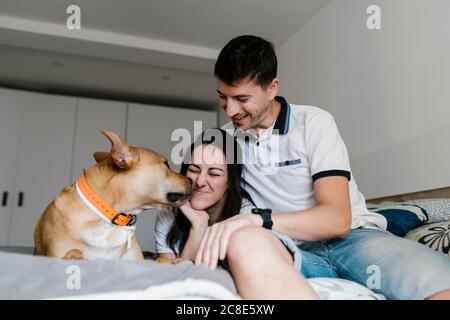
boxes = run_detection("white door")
[0,88,24,245]
[172,108,218,171]
[8,92,77,246]
[127,103,175,160]
[71,98,127,183]
[127,103,217,252]
[126,103,176,252]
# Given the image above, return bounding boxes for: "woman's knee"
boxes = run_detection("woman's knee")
[227,226,292,264]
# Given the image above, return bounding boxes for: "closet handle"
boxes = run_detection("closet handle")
[18,192,24,207]
[1,191,8,207]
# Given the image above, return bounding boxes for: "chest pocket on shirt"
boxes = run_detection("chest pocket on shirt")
[276,158,303,167]
[273,157,311,190]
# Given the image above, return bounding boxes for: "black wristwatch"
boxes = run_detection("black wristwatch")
[251,208,273,230]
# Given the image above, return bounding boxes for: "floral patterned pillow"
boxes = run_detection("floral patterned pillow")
[405,221,450,258]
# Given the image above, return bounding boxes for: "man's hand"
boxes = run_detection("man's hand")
[195,213,262,269]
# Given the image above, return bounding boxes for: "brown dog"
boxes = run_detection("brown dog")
[34,130,191,261]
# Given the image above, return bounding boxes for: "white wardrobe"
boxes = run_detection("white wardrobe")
[0,87,217,251]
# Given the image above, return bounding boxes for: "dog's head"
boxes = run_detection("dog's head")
[93,130,191,208]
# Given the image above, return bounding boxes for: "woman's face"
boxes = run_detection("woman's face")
[186,144,228,211]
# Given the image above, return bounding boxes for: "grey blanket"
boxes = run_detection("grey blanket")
[0,248,237,300]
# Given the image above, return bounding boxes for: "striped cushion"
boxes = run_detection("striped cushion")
[367,204,428,237]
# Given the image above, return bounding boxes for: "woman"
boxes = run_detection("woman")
[154,128,318,299]
[155,128,254,262]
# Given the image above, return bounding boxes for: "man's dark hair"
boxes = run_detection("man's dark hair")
[214,35,277,87]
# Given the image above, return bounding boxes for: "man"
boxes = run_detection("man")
[194,35,450,300]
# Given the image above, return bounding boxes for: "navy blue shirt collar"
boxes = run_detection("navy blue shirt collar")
[273,96,291,135]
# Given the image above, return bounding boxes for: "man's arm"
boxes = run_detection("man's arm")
[268,176,352,241]
[194,176,352,268]
[261,111,353,241]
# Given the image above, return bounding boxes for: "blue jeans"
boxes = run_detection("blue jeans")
[275,228,450,300]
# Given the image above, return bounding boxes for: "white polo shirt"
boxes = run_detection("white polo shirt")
[222,96,387,231]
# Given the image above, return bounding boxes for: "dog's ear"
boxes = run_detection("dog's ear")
[93,152,109,163]
[100,130,139,169]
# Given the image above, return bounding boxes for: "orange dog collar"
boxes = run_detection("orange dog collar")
[76,175,136,227]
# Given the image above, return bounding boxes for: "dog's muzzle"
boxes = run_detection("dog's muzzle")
[167,192,191,203]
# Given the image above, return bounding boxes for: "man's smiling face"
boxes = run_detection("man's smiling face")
[217,78,278,131]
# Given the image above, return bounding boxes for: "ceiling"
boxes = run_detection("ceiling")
[0,0,329,110]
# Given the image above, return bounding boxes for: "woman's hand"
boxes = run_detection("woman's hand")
[195,213,262,269]
[179,202,209,230]
[179,202,210,261]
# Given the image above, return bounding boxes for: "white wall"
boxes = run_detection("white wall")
[277,0,450,199]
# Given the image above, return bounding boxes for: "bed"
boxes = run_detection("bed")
[1,187,449,300]
[0,248,238,300]
[0,248,386,300]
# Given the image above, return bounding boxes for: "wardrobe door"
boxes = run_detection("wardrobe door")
[127,103,175,160]
[0,88,24,245]
[71,98,127,183]
[8,92,77,246]
[126,103,176,252]
[127,103,217,252]
[172,108,218,172]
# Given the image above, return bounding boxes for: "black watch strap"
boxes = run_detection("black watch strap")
[251,208,273,230]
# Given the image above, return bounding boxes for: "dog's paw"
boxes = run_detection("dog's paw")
[155,256,184,264]
[63,249,85,260]
[142,251,158,260]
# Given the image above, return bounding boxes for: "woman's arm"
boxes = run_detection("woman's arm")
[157,224,207,262]
[176,202,210,261]
[154,208,180,260]
[155,203,209,261]
[180,223,208,261]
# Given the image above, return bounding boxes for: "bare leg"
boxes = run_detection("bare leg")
[426,289,450,300]
[226,226,318,300]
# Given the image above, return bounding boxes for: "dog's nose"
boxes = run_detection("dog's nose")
[167,192,191,203]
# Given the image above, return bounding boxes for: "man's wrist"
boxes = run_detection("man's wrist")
[251,208,273,229]
[250,212,264,226]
